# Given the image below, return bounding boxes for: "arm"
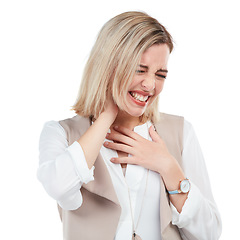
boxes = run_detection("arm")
[171,120,222,239]
[37,121,92,210]
[77,101,118,169]
[37,101,118,210]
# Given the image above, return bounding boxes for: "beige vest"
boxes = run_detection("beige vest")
[58,113,183,240]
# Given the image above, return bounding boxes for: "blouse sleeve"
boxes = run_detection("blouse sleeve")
[170,120,222,240]
[37,121,95,210]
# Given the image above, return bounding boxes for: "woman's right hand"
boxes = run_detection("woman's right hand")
[103,95,119,123]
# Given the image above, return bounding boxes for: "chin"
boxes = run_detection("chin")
[119,95,153,118]
[124,107,147,118]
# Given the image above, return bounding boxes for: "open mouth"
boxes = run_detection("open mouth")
[129,91,151,104]
[129,91,150,102]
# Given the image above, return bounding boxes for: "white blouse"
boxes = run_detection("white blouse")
[37,119,222,240]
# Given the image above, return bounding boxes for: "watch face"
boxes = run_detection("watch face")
[180,179,190,193]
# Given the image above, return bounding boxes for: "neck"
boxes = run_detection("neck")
[112,111,143,130]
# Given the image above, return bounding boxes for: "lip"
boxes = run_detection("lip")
[130,90,153,97]
[128,91,151,107]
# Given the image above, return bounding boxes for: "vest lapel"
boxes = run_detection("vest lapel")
[159,177,172,234]
[154,113,183,240]
[82,153,120,206]
[159,176,182,240]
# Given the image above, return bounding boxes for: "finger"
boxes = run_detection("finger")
[103,141,134,155]
[149,125,161,142]
[110,156,137,165]
[113,125,142,141]
[106,132,135,146]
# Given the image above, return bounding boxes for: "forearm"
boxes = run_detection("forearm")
[77,111,116,169]
[161,157,188,213]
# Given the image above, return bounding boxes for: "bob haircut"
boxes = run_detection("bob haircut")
[72,11,173,123]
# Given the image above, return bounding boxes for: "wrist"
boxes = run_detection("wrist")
[168,178,191,195]
[98,111,117,125]
[160,158,185,191]
[159,155,178,177]
[102,107,118,121]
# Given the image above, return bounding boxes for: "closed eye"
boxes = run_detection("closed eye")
[136,67,167,79]
[156,74,167,79]
[136,70,145,74]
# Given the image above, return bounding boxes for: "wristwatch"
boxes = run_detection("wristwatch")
[168,179,191,195]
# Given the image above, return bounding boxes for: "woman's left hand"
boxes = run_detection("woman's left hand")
[103,125,177,175]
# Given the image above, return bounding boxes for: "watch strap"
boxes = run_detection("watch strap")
[168,190,180,195]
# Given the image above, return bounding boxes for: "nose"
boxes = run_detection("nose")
[141,74,155,91]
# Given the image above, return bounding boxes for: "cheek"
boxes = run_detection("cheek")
[155,81,164,95]
[128,76,139,90]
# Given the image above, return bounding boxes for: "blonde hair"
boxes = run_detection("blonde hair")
[72,11,173,123]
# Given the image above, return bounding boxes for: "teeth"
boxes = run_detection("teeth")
[130,92,149,102]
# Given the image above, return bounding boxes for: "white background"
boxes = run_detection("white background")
[0,0,239,239]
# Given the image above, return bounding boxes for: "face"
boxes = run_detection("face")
[123,44,170,117]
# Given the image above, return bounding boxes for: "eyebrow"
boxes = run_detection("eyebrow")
[139,64,168,73]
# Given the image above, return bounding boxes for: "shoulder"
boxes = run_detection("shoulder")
[157,113,196,141]
[183,118,194,134]
[59,114,90,126]
[41,120,66,137]
[159,112,184,122]
[154,112,184,130]
[39,120,68,149]
[59,114,91,145]
[153,112,185,139]
[40,115,89,142]
[182,119,199,147]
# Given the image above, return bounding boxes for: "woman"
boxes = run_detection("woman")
[37,11,222,240]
